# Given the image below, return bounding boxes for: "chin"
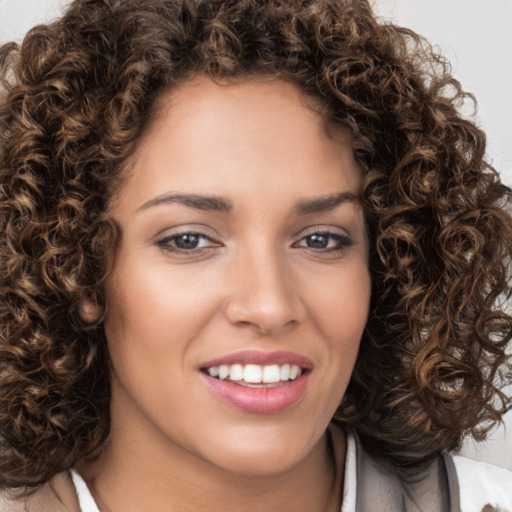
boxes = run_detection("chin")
[198,427,319,477]
[213,450,304,478]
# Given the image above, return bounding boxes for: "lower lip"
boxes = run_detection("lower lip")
[200,373,310,414]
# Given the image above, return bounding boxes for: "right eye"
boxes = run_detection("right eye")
[155,232,221,254]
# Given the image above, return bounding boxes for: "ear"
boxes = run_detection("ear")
[78,297,102,324]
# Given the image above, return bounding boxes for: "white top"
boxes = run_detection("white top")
[70,468,100,512]
[453,455,512,512]
[69,431,512,512]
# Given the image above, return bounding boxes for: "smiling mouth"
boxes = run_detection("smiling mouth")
[201,363,305,388]
[199,353,312,413]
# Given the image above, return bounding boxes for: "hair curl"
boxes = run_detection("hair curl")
[1,0,511,488]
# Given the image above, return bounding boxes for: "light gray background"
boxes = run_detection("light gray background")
[1,0,511,469]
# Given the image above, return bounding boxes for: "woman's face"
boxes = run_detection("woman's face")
[100,77,371,476]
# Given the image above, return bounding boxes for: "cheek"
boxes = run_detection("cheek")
[103,256,222,365]
[101,262,220,420]
[303,260,371,389]
[309,264,370,342]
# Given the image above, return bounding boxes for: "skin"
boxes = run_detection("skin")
[79,76,371,512]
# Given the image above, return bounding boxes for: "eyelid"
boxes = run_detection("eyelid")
[153,223,218,238]
[295,224,352,240]
[153,225,223,253]
[292,225,355,254]
[156,232,217,246]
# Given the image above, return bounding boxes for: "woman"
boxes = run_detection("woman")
[0,0,511,510]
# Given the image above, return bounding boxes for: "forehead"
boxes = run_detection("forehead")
[116,76,361,214]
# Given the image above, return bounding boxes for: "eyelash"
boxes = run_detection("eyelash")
[293,229,354,255]
[155,232,218,254]
[155,229,353,256]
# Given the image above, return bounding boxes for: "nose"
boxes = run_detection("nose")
[223,243,305,335]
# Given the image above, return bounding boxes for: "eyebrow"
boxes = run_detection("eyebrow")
[138,193,233,213]
[137,191,358,215]
[294,192,359,215]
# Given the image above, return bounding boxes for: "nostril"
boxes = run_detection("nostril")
[224,294,303,335]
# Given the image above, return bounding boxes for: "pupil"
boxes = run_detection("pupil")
[308,234,328,248]
[176,234,199,249]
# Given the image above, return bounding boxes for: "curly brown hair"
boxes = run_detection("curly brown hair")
[1,0,511,489]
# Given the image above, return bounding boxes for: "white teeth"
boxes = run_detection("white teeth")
[229,364,244,381]
[289,364,300,380]
[262,364,281,383]
[218,365,230,380]
[205,363,304,384]
[244,364,262,383]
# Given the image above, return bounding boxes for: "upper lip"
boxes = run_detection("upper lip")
[200,350,313,370]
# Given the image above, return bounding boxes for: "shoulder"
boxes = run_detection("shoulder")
[338,421,511,512]
[0,471,80,512]
[452,454,512,512]
[331,422,458,511]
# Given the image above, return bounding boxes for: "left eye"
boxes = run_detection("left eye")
[172,233,206,249]
[295,232,352,252]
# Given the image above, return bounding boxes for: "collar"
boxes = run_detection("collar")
[353,430,460,511]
